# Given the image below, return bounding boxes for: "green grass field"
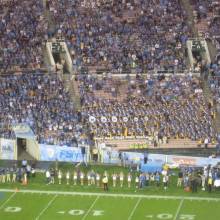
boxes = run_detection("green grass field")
[0,189,220,220]
[0,164,220,219]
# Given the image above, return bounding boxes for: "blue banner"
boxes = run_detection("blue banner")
[39,144,84,162]
[0,139,15,160]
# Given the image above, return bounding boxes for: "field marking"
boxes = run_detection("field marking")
[35,194,57,220]
[127,198,141,220]
[82,196,99,220]
[174,199,184,220]
[0,192,16,210]
[0,189,220,202]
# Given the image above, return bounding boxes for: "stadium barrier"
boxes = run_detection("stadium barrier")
[100,148,220,167]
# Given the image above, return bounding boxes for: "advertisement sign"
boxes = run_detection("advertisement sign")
[167,155,220,167]
[39,144,84,162]
[0,139,15,160]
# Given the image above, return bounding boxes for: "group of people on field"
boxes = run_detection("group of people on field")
[0,162,35,186]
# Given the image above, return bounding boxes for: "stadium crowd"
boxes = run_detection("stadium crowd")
[49,0,190,73]
[78,73,216,143]
[0,0,220,147]
[190,0,220,105]
[0,72,84,146]
[0,0,48,72]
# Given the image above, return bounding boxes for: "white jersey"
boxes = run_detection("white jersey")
[58,172,62,179]
[66,173,70,179]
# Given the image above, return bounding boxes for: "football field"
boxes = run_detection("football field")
[0,189,219,220]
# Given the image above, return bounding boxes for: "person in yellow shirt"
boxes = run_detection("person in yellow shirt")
[102,175,108,191]
[208,177,213,193]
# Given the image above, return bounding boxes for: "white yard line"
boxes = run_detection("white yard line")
[82,196,99,220]
[0,192,16,210]
[35,194,57,220]
[174,199,184,220]
[128,198,141,220]
[0,188,220,202]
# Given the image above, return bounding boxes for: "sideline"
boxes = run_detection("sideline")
[0,189,220,202]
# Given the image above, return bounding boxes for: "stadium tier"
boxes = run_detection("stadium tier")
[1,1,220,219]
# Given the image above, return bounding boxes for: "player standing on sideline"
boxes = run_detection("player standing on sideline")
[58,170,62,185]
[12,168,17,183]
[177,170,183,187]
[200,173,206,191]
[66,171,70,185]
[90,170,96,185]
[46,169,51,185]
[127,172,132,188]
[50,168,55,184]
[112,172,117,187]
[96,172,100,187]
[119,171,124,187]
[6,168,11,183]
[155,172,160,186]
[80,171,84,186]
[135,175,139,189]
[2,169,6,183]
[73,170,78,185]
[163,175,168,190]
[0,169,2,183]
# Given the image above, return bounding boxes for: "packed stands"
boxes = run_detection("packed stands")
[50,0,190,74]
[0,72,84,146]
[0,0,219,150]
[78,73,216,144]
[0,0,48,72]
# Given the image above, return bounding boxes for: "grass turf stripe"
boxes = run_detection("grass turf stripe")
[35,194,57,220]
[0,192,16,210]
[127,198,141,220]
[82,196,100,220]
[174,199,184,220]
[0,189,220,202]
